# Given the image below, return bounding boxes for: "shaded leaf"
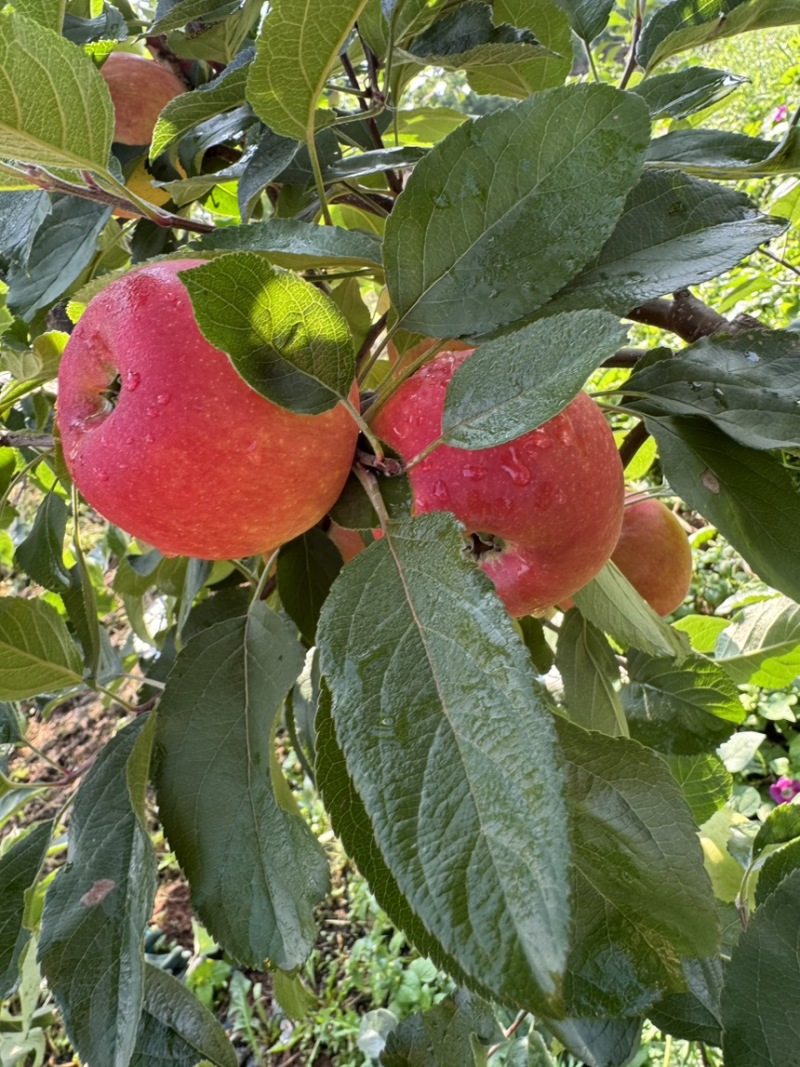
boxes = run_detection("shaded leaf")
[518,615,554,675]
[0,597,83,700]
[648,958,724,1046]
[755,837,800,906]
[189,218,382,269]
[277,528,343,645]
[633,67,748,121]
[556,610,628,737]
[384,84,650,338]
[380,989,501,1066]
[0,821,52,997]
[403,1,552,70]
[323,146,426,181]
[552,0,613,40]
[14,492,69,593]
[39,716,157,1067]
[441,311,626,449]
[721,867,800,1066]
[663,753,732,826]
[467,0,572,99]
[645,416,800,605]
[317,513,571,1013]
[540,1016,642,1067]
[237,128,301,221]
[646,126,800,180]
[179,253,355,413]
[154,602,328,970]
[715,597,800,688]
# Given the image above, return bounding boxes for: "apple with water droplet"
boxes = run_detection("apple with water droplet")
[56,260,360,560]
[372,350,624,616]
[611,495,693,616]
[100,52,186,146]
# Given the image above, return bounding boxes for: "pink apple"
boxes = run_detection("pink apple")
[372,350,624,616]
[100,52,186,146]
[611,495,693,616]
[57,260,359,560]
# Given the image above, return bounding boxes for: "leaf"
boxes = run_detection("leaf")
[130,964,237,1067]
[633,67,748,121]
[714,597,800,688]
[150,49,252,159]
[380,990,501,1066]
[646,126,800,180]
[440,311,626,449]
[402,1,553,71]
[0,821,52,998]
[571,562,691,663]
[14,0,64,32]
[699,808,747,902]
[755,837,800,906]
[323,146,427,181]
[555,610,628,737]
[540,1016,643,1067]
[753,803,800,861]
[673,614,730,654]
[38,715,157,1067]
[552,0,614,40]
[179,253,355,414]
[383,84,650,339]
[663,753,732,826]
[277,527,343,645]
[393,106,469,146]
[317,513,571,1014]
[638,0,800,72]
[0,597,83,700]
[14,492,70,593]
[467,0,572,99]
[721,867,800,1066]
[0,11,114,170]
[247,0,369,142]
[558,719,720,1017]
[154,602,329,970]
[621,650,744,755]
[237,129,301,220]
[648,958,724,1046]
[644,416,800,605]
[541,170,785,318]
[190,218,383,270]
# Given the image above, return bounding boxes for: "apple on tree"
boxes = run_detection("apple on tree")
[610,494,693,616]
[56,260,360,561]
[99,52,186,146]
[371,349,625,616]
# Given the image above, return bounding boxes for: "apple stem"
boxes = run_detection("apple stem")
[618,420,650,470]
[353,462,391,531]
[345,398,385,463]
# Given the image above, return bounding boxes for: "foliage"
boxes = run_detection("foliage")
[3,1,800,1065]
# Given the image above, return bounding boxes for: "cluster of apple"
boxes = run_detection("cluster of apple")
[57,261,692,619]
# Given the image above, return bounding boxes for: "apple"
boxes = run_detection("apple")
[100,52,186,146]
[57,260,360,560]
[372,350,624,616]
[610,495,692,616]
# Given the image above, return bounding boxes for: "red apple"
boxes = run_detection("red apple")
[328,522,383,562]
[372,350,624,616]
[611,495,692,616]
[100,52,186,146]
[57,260,359,560]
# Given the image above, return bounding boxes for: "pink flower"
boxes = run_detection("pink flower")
[773,106,789,123]
[769,777,800,804]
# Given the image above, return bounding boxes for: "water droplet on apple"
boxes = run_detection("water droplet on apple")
[525,431,550,451]
[125,370,141,391]
[125,436,135,445]
[462,464,487,481]
[144,433,155,444]
[554,487,567,505]
[433,479,449,503]
[96,470,109,482]
[157,392,171,406]
[500,447,530,486]
[146,405,159,418]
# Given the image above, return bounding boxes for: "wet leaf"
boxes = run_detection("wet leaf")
[467,0,572,98]
[556,610,628,737]
[0,821,52,997]
[190,218,383,270]
[633,67,747,120]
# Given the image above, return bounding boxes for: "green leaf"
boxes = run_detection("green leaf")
[638,0,800,72]
[721,867,800,1066]
[714,597,800,687]
[648,958,723,1046]
[151,0,240,33]
[646,126,800,180]
[237,129,301,220]
[393,106,469,146]
[402,1,553,71]
[555,610,628,738]
[540,1016,643,1067]
[467,0,572,99]
[247,0,369,142]
[150,49,251,159]
[0,821,52,998]
[645,416,800,605]
[190,218,383,270]
[673,614,730,654]
[7,194,111,321]
[571,562,691,663]
[755,837,800,906]
[558,719,720,1017]
[317,513,571,1014]
[622,650,744,755]
[552,0,614,40]
[440,311,626,449]
[179,253,355,414]
[315,684,496,1001]
[14,0,64,32]
[323,145,427,181]
[14,493,69,593]
[633,67,748,121]
[663,753,732,826]
[0,11,114,170]
[541,171,785,318]
[518,615,555,675]
[384,84,650,338]
[0,597,83,700]
[380,990,501,1066]
[628,331,800,451]
[154,601,328,970]
[38,715,157,1067]
[753,803,800,860]
[277,527,343,645]
[130,964,237,1067]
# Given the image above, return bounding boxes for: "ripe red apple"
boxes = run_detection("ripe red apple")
[372,350,624,616]
[611,495,693,616]
[57,260,359,560]
[100,52,186,146]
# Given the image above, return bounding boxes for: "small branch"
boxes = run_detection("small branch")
[487,1011,529,1057]
[618,420,650,469]
[619,0,646,90]
[356,311,390,373]
[0,431,55,449]
[602,347,648,368]
[626,289,763,343]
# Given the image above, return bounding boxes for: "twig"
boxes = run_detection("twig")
[356,311,390,373]
[602,347,647,368]
[619,0,646,90]
[0,431,55,449]
[627,289,765,343]
[618,420,650,469]
[487,1010,529,1057]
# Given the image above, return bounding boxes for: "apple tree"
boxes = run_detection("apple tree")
[2,0,800,1063]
